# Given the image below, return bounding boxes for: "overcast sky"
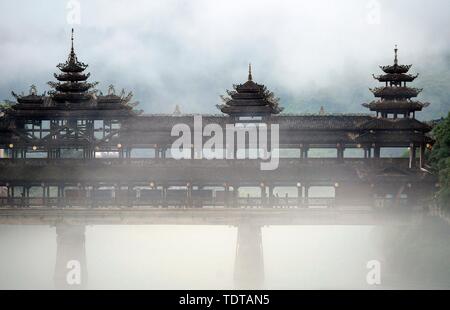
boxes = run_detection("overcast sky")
[0,0,449,116]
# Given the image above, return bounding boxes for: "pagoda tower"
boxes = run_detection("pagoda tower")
[218,64,283,118]
[363,46,429,119]
[10,29,137,115]
[47,28,98,105]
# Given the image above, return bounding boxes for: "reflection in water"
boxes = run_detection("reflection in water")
[0,210,449,289]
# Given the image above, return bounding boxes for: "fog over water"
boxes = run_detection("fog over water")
[1,0,449,118]
[1,214,449,289]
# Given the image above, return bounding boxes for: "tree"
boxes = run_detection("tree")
[429,112,450,210]
[0,101,12,113]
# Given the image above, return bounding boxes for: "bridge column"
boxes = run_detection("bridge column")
[373,144,381,159]
[83,148,88,159]
[126,184,134,207]
[187,183,193,207]
[267,185,274,207]
[301,146,309,159]
[260,184,267,207]
[54,225,88,289]
[161,185,168,208]
[234,224,264,289]
[118,148,124,159]
[364,147,370,158]
[409,143,416,169]
[337,144,344,162]
[8,186,15,206]
[296,183,303,207]
[5,185,11,206]
[22,186,27,207]
[304,184,309,207]
[232,185,239,208]
[419,143,426,168]
[223,185,229,207]
[57,185,64,208]
[41,184,46,207]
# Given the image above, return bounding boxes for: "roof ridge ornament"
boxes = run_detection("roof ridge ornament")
[29,84,37,95]
[108,84,116,95]
[248,63,252,81]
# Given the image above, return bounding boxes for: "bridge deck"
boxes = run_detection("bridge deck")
[0,207,423,226]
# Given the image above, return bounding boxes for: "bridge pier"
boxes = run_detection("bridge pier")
[54,225,88,289]
[234,224,264,289]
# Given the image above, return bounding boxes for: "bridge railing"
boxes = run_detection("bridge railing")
[0,196,341,209]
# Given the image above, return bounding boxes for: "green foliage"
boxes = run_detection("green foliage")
[429,112,450,209]
[0,101,12,112]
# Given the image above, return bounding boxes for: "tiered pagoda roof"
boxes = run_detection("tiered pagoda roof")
[363,46,430,118]
[47,29,98,104]
[217,64,283,116]
[10,29,139,116]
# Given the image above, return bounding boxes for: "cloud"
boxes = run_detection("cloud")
[0,0,449,116]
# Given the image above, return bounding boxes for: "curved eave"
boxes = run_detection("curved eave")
[231,92,265,100]
[363,100,427,112]
[226,99,272,107]
[355,131,434,144]
[374,73,418,83]
[370,87,422,98]
[97,103,133,111]
[51,92,92,103]
[357,118,432,132]
[57,62,88,73]
[219,104,282,116]
[97,95,129,106]
[379,64,412,74]
[234,81,265,93]
[54,72,90,82]
[54,84,92,93]
[5,109,136,120]
[97,99,123,105]
[15,96,45,105]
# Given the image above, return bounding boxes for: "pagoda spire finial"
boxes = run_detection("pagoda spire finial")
[394,44,398,65]
[71,28,74,52]
[248,63,253,81]
[68,28,77,63]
